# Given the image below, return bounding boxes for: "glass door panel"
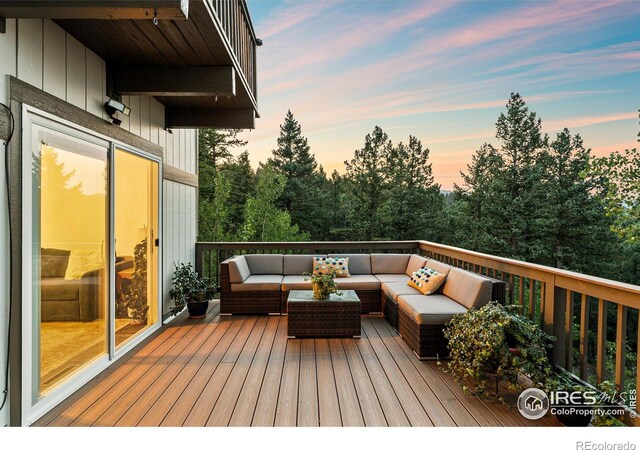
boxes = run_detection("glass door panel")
[114,148,159,348]
[33,126,109,396]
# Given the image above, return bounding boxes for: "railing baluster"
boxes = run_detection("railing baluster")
[529,279,535,320]
[615,304,627,391]
[596,298,607,383]
[579,293,589,380]
[509,273,514,305]
[565,290,573,371]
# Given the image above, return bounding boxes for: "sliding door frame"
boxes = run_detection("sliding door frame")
[19,104,163,425]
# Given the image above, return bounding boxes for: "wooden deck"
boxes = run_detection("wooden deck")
[36,302,561,427]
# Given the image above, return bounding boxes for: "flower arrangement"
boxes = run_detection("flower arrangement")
[303,271,341,299]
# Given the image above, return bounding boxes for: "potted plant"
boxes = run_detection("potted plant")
[122,239,149,325]
[303,271,341,299]
[170,263,216,318]
[442,303,554,401]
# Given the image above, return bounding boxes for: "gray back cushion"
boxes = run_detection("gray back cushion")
[371,253,411,274]
[245,254,284,275]
[425,259,453,275]
[442,267,493,310]
[41,248,71,278]
[405,254,428,276]
[328,254,371,275]
[283,254,326,275]
[228,256,251,283]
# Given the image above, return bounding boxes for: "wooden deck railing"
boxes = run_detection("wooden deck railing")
[195,240,640,423]
[207,0,258,104]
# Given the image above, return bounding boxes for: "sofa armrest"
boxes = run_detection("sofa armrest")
[79,267,103,321]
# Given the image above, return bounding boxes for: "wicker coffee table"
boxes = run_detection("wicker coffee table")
[287,290,361,338]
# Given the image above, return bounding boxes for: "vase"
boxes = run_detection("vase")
[312,283,329,299]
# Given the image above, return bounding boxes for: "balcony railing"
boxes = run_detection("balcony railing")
[195,239,640,424]
[207,0,258,104]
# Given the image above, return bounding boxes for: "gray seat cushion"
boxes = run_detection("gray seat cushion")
[442,267,493,310]
[230,275,283,292]
[281,275,312,291]
[405,254,428,276]
[371,254,411,274]
[245,254,284,275]
[283,254,326,275]
[375,274,411,284]
[328,254,372,275]
[335,274,380,291]
[381,282,421,303]
[397,294,468,325]
[228,256,251,283]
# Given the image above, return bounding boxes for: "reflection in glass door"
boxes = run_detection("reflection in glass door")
[32,126,109,396]
[114,148,159,348]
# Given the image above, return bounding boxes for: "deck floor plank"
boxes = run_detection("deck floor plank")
[228,317,282,427]
[297,339,319,427]
[371,318,477,426]
[158,316,246,426]
[250,317,288,426]
[206,317,270,426]
[71,313,218,426]
[328,339,365,426]
[315,338,342,427]
[182,317,258,426]
[40,311,561,428]
[136,318,234,426]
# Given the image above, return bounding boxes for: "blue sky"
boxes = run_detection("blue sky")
[242,0,640,189]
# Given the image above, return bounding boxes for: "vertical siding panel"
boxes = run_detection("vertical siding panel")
[17,19,44,89]
[129,95,141,136]
[65,34,86,109]
[192,131,197,174]
[165,127,174,166]
[42,20,66,99]
[158,106,166,150]
[119,95,131,131]
[0,17,16,429]
[85,48,104,117]
[149,98,161,145]
[140,96,150,141]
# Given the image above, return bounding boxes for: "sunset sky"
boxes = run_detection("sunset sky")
[241,0,640,190]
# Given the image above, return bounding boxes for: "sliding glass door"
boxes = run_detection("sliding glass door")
[114,148,159,349]
[24,108,161,423]
[32,125,110,396]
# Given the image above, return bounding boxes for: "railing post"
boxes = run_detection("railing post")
[544,278,564,366]
[195,243,203,276]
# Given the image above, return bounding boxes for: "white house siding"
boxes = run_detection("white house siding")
[0,19,198,425]
[162,181,197,315]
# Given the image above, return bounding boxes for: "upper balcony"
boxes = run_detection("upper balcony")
[0,0,259,129]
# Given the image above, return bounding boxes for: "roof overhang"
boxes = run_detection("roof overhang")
[0,0,259,129]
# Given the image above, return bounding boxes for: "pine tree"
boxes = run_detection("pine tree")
[219,150,256,239]
[382,136,445,240]
[199,128,247,170]
[344,126,392,240]
[542,129,617,272]
[268,110,324,236]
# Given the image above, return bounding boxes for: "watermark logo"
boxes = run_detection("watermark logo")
[517,387,550,420]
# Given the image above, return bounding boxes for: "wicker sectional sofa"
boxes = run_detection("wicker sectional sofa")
[220,253,505,359]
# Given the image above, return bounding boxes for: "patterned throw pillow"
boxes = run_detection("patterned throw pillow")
[312,256,350,277]
[407,268,447,295]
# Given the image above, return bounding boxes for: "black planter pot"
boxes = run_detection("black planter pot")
[187,300,210,318]
[557,410,592,427]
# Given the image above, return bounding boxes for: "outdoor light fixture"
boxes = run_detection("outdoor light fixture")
[104,97,131,126]
[256,38,263,46]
